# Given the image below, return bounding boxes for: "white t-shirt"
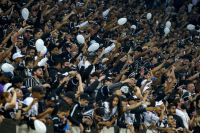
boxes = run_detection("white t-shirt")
[23,97,38,117]
[176,109,190,129]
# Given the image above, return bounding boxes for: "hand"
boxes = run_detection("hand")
[166,59,174,64]
[105,121,112,127]
[0,115,5,124]
[150,47,159,53]
[76,73,82,80]
[46,108,54,113]
[30,117,37,120]
[99,75,106,81]
[143,91,149,101]
[122,78,134,84]
[120,55,127,62]
[122,78,130,83]
[176,127,183,132]
[127,124,134,133]
[24,25,32,30]
[122,68,129,74]
[22,20,27,27]
[165,128,175,132]
[71,10,76,15]
[62,76,70,82]
[114,53,120,58]
[42,83,51,88]
[79,123,84,132]
[154,107,161,113]
[18,102,23,110]
[69,71,77,77]
[32,98,38,105]
[11,89,16,94]
[44,64,48,70]
[65,130,71,133]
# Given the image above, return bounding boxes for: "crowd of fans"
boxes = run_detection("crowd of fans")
[0,0,200,133]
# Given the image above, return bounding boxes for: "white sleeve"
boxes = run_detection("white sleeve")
[23,97,33,106]
[103,102,110,114]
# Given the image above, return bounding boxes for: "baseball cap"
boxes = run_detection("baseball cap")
[12,52,24,60]
[3,83,14,92]
[2,72,13,78]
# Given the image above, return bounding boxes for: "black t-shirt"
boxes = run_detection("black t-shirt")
[52,114,66,133]
[173,115,185,128]
[193,125,200,133]
[2,103,16,119]
[96,86,109,103]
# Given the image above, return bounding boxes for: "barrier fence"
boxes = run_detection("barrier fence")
[0,119,54,133]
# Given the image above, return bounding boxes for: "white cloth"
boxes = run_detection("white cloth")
[120,128,131,133]
[71,126,80,133]
[23,97,38,117]
[100,127,114,133]
[16,124,29,133]
[146,129,158,133]
[188,3,193,13]
[124,111,135,125]
[103,102,118,121]
[143,111,159,127]
[176,109,190,129]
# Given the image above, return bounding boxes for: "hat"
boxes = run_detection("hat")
[32,86,45,94]
[2,72,13,78]
[1,63,14,74]
[3,83,14,92]
[12,52,24,60]
[80,93,90,101]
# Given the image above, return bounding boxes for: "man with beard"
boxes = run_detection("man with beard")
[24,66,50,91]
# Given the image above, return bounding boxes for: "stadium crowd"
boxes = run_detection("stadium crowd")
[0,0,200,133]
